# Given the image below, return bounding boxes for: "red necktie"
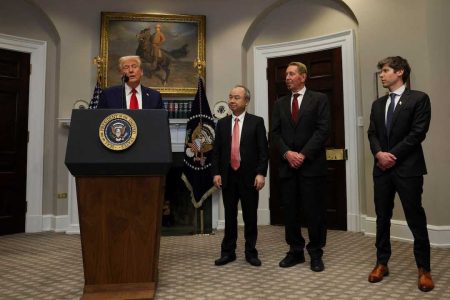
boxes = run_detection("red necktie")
[130,88,139,109]
[291,93,299,122]
[230,118,240,170]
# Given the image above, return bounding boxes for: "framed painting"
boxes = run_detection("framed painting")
[100,12,205,95]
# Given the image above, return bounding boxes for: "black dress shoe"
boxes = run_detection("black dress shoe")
[279,252,305,268]
[310,258,325,272]
[246,256,262,267]
[214,254,236,266]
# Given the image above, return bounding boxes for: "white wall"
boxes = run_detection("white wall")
[1,0,449,234]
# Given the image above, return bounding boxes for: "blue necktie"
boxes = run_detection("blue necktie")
[386,93,396,135]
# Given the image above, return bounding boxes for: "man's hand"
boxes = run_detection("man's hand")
[213,175,222,189]
[254,175,265,191]
[286,151,301,168]
[285,151,305,169]
[375,151,397,171]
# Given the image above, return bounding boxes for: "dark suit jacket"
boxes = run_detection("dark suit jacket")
[212,113,269,188]
[368,89,431,177]
[271,89,330,178]
[97,85,163,109]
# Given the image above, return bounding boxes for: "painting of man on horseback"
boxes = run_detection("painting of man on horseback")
[136,24,171,86]
[101,13,205,94]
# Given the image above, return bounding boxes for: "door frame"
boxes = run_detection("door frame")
[0,33,47,233]
[253,30,361,232]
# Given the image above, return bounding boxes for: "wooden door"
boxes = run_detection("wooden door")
[267,47,347,230]
[0,48,30,235]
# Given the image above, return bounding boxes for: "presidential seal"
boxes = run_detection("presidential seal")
[184,115,215,169]
[213,101,230,119]
[99,113,137,151]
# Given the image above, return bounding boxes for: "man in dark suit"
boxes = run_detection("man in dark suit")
[367,56,434,292]
[271,62,330,272]
[97,55,163,109]
[212,85,269,267]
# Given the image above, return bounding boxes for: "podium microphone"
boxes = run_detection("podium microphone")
[121,74,129,109]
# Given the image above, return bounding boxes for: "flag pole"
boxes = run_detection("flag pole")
[194,57,206,235]
[200,209,204,235]
[93,56,103,83]
[88,56,104,109]
[194,57,206,79]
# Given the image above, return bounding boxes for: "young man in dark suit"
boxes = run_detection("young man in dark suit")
[97,55,163,109]
[212,85,269,267]
[367,56,434,292]
[271,62,330,272]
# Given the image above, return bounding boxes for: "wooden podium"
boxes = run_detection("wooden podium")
[65,109,172,300]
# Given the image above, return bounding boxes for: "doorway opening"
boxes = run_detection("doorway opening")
[253,30,361,231]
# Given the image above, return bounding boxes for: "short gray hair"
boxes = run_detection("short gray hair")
[234,84,251,101]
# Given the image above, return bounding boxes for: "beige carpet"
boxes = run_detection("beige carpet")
[0,226,449,299]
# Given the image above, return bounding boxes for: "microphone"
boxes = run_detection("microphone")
[121,74,129,109]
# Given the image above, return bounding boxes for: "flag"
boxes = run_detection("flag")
[88,80,103,109]
[181,77,216,208]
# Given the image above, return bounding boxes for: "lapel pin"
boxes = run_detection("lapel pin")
[146,93,149,96]
[399,101,402,105]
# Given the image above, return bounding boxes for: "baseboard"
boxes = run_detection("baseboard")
[217,220,225,230]
[42,214,69,232]
[257,208,271,225]
[25,214,43,233]
[217,208,271,231]
[347,212,361,232]
[362,215,450,248]
[34,213,450,247]
[65,224,80,235]
[237,208,271,226]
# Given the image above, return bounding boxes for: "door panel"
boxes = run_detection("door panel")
[0,48,30,235]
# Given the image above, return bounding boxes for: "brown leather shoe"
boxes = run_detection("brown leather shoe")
[368,264,389,283]
[418,268,435,292]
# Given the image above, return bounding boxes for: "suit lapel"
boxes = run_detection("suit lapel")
[390,89,409,130]
[287,90,312,127]
[141,86,149,109]
[280,95,292,125]
[296,90,312,123]
[378,95,389,136]
[224,115,232,148]
[280,94,300,127]
[241,113,252,142]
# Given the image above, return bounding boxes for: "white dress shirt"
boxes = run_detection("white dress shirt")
[124,83,143,109]
[291,86,307,112]
[385,84,406,120]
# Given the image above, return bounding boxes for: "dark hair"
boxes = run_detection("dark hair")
[377,56,411,83]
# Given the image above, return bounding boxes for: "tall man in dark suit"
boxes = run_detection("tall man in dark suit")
[97,55,163,109]
[212,85,269,267]
[367,56,434,292]
[271,62,330,272]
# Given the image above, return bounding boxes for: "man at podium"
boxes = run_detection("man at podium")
[97,55,163,109]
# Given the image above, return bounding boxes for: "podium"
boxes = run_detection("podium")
[65,109,172,300]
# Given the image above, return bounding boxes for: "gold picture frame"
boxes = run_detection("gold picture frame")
[100,12,205,96]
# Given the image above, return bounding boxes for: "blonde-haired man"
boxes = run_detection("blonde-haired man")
[97,55,163,109]
[271,61,330,272]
